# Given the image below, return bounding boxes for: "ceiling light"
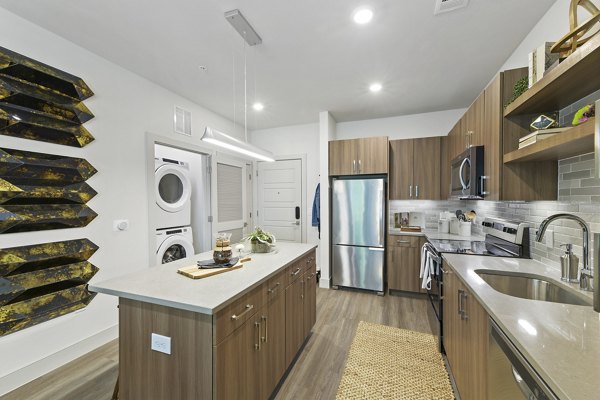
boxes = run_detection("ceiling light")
[202,127,275,162]
[369,83,382,92]
[353,8,373,24]
[253,102,264,111]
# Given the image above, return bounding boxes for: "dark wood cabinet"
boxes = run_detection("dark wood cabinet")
[387,235,426,294]
[259,289,287,399]
[215,312,261,400]
[443,264,489,400]
[389,137,440,200]
[329,136,388,175]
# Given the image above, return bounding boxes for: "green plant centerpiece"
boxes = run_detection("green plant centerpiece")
[244,227,276,253]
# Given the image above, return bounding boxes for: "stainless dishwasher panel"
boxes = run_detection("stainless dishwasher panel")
[332,244,384,292]
[488,318,558,400]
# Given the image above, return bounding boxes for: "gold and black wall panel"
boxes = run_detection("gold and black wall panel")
[0,239,98,336]
[0,46,94,147]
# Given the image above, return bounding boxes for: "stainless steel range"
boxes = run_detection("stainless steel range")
[424,217,531,352]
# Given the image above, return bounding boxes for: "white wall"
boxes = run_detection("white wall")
[250,123,320,248]
[154,144,212,253]
[500,0,568,71]
[0,7,242,395]
[336,108,466,140]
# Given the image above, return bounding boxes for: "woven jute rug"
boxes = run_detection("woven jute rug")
[336,321,455,400]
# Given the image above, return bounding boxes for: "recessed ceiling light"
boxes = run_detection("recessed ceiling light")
[369,83,382,92]
[353,8,373,24]
[253,102,264,111]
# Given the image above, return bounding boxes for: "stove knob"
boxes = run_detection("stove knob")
[503,227,517,234]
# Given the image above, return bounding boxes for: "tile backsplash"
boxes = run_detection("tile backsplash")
[390,153,600,269]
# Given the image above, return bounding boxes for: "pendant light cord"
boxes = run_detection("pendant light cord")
[244,38,248,143]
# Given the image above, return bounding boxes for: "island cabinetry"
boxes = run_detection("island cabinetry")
[112,246,317,400]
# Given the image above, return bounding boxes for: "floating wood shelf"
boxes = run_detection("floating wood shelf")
[504,34,600,117]
[504,118,595,163]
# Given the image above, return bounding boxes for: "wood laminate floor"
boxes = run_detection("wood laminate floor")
[1,288,434,400]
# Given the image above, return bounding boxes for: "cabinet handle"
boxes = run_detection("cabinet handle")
[261,315,268,343]
[231,304,254,320]
[458,290,464,316]
[291,267,301,276]
[255,321,261,350]
[358,159,362,173]
[301,279,305,299]
[462,292,469,320]
[409,185,413,198]
[267,282,280,294]
[396,240,410,245]
[353,160,356,174]
[415,185,419,198]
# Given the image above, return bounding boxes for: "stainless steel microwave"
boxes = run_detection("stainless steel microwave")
[450,146,485,199]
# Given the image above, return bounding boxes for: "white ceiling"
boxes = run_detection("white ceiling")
[0,0,556,130]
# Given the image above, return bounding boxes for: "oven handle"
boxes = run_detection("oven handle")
[423,243,442,264]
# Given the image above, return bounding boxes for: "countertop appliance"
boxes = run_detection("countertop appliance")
[424,217,530,352]
[331,177,385,294]
[450,145,485,199]
[489,318,558,399]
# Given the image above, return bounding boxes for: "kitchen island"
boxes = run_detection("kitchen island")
[89,243,317,400]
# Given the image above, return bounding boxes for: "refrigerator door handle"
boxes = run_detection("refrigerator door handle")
[368,247,385,252]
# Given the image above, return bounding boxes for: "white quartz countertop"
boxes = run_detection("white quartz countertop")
[388,228,485,242]
[89,243,317,315]
[443,253,598,400]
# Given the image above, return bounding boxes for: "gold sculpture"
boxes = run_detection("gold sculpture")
[551,0,600,58]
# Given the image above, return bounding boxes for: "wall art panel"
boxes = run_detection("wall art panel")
[0,239,99,336]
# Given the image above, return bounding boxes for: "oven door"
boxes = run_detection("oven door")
[423,244,442,351]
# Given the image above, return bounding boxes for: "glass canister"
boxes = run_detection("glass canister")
[213,232,233,264]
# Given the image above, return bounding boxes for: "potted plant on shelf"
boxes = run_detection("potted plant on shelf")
[244,227,276,253]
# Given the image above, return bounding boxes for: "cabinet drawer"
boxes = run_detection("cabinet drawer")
[288,259,305,284]
[388,235,420,248]
[214,285,263,344]
[263,268,288,304]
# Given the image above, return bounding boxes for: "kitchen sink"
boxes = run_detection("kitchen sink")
[475,270,592,306]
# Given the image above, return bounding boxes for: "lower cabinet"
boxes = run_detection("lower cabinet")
[259,289,287,399]
[443,263,489,400]
[387,235,426,293]
[285,271,305,366]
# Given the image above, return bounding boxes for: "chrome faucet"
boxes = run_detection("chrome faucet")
[535,214,593,295]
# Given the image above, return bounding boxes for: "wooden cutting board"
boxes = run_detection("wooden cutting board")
[177,257,250,279]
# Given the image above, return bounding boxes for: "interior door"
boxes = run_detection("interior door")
[257,159,302,242]
[214,156,246,244]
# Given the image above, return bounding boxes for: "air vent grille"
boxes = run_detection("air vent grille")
[434,0,469,15]
[174,106,192,136]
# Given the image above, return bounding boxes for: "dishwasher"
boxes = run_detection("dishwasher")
[488,318,558,400]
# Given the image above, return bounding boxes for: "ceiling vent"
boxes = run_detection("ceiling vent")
[434,0,469,15]
[174,106,192,136]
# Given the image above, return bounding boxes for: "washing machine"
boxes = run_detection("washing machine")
[156,226,195,265]
[155,157,192,229]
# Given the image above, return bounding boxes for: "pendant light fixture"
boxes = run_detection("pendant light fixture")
[202,9,274,162]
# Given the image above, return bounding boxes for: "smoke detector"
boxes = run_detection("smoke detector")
[434,0,469,15]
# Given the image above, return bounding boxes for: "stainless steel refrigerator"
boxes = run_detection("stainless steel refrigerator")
[331,177,385,293]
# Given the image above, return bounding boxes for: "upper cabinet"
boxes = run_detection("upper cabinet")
[443,68,558,201]
[389,137,441,200]
[329,136,388,176]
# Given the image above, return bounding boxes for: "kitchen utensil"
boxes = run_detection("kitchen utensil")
[456,210,467,222]
[465,210,477,221]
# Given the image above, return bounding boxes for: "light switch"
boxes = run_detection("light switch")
[151,333,171,355]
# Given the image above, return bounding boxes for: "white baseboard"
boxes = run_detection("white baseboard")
[319,277,331,288]
[0,324,118,396]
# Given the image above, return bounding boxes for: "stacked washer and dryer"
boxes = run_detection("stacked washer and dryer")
[154,157,195,264]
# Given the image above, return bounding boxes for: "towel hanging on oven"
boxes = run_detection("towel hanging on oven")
[420,244,435,290]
